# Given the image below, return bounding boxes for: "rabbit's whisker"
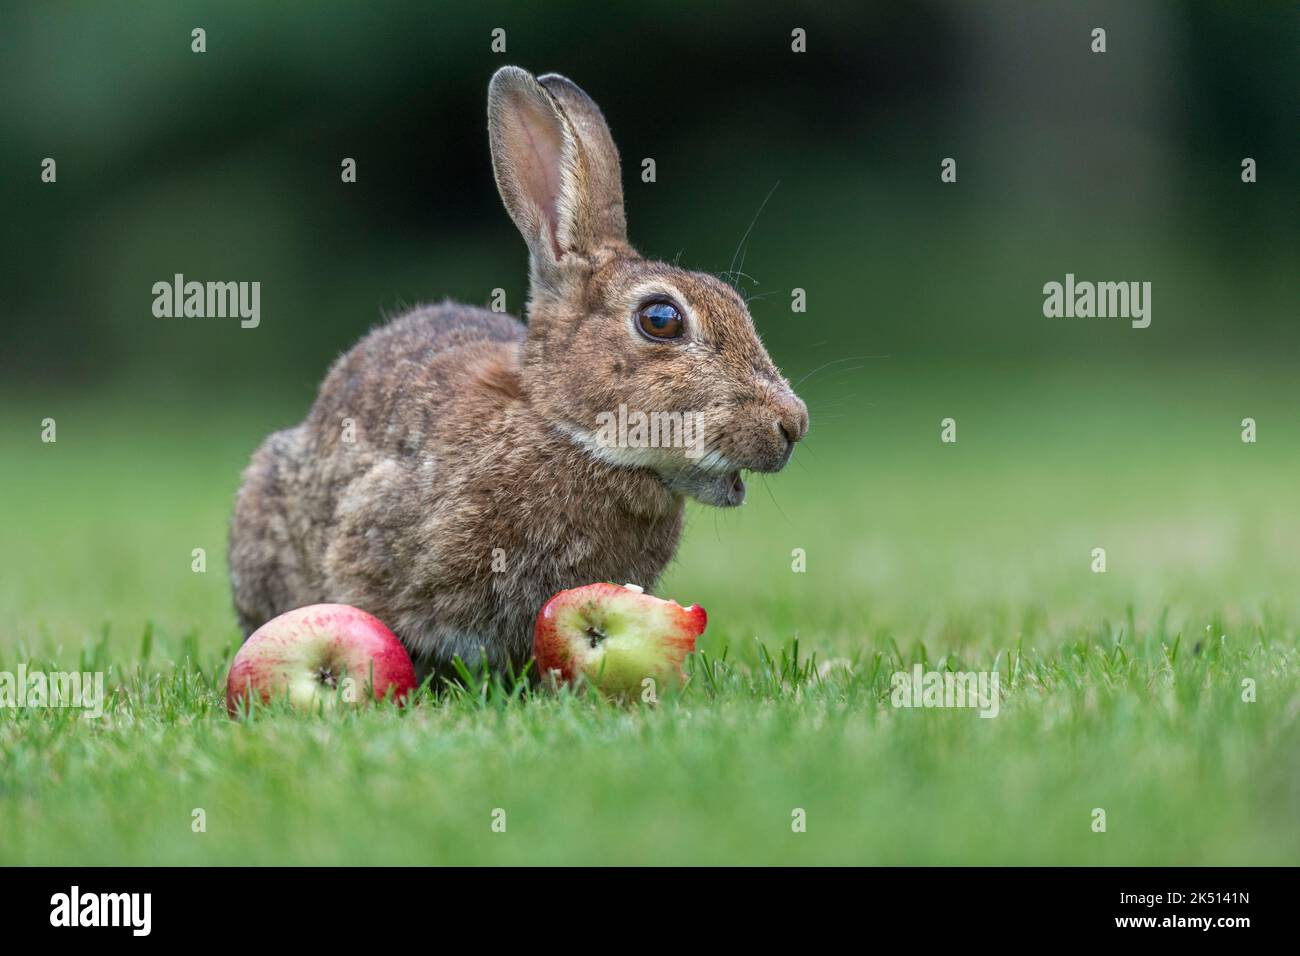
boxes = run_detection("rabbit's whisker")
[727,180,781,285]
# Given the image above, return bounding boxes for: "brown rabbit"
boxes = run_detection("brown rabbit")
[228,66,808,681]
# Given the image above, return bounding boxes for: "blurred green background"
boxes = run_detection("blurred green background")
[1,1,1297,645]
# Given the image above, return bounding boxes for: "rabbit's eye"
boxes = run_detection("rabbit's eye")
[635,299,685,341]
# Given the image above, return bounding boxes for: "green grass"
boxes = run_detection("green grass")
[2,359,1298,864]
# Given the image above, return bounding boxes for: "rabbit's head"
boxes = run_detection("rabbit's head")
[488,66,807,507]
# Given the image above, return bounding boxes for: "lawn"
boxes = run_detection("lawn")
[1,358,1297,865]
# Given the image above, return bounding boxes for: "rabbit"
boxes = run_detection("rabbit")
[228,66,808,682]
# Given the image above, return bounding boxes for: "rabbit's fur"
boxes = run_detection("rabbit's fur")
[229,67,807,680]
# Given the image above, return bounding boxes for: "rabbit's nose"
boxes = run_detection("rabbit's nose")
[775,391,809,448]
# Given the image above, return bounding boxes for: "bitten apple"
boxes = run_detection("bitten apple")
[533,582,707,696]
[226,604,417,715]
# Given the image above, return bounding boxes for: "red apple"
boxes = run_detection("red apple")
[226,604,417,716]
[534,583,707,697]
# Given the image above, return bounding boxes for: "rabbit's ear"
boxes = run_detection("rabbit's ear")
[536,73,626,247]
[487,67,625,285]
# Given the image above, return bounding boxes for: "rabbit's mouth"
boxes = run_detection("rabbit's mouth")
[663,468,746,508]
